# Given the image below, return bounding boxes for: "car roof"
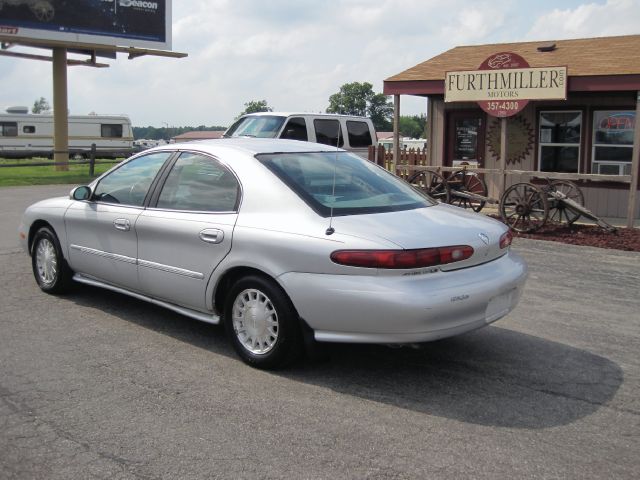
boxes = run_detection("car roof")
[151,137,346,156]
[238,111,372,120]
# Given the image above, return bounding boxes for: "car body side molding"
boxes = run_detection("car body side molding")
[73,274,220,325]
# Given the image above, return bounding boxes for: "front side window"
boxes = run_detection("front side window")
[280,117,308,141]
[93,151,171,206]
[0,122,18,137]
[257,151,433,217]
[314,119,344,147]
[346,121,373,148]
[101,124,123,138]
[539,111,582,173]
[224,115,286,138]
[592,110,635,175]
[156,152,240,212]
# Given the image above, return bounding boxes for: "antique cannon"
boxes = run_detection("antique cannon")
[408,170,616,233]
[499,180,617,233]
[407,169,493,213]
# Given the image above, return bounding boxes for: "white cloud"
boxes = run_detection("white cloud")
[1,1,638,127]
[526,0,640,40]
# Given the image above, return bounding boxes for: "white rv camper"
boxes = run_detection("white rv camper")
[0,106,134,158]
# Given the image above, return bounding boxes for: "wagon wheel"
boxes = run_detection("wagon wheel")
[407,170,451,204]
[500,182,549,233]
[448,170,488,212]
[547,180,584,225]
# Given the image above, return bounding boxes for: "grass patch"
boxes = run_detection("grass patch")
[0,159,119,187]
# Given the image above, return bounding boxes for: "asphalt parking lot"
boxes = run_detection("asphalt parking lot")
[1,185,639,479]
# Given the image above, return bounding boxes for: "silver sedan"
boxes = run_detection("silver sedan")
[19,139,527,368]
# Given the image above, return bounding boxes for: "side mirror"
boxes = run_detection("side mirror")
[71,186,92,201]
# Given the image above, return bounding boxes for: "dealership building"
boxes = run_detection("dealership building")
[384,35,640,221]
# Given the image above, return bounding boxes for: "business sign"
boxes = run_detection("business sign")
[445,52,567,117]
[0,0,171,50]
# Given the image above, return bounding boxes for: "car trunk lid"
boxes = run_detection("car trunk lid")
[329,204,508,270]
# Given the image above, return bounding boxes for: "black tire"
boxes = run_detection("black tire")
[31,226,73,294]
[224,275,303,369]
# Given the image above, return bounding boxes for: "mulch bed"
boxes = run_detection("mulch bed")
[485,214,640,251]
[508,222,640,252]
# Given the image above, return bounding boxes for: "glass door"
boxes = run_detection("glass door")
[446,111,486,167]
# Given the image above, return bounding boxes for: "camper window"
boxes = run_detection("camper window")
[101,124,123,138]
[0,122,18,137]
[23,126,36,134]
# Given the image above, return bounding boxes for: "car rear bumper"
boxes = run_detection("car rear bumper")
[278,250,528,344]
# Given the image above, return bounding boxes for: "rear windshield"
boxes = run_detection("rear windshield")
[224,115,286,138]
[257,152,434,217]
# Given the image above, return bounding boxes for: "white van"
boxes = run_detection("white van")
[223,112,377,159]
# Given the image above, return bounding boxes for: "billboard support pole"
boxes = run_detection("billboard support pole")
[53,47,69,170]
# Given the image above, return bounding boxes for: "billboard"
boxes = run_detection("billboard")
[0,0,171,50]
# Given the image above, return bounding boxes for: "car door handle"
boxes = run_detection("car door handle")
[113,218,131,231]
[199,229,224,244]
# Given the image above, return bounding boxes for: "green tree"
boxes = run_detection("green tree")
[399,115,427,138]
[326,82,393,131]
[238,100,272,117]
[32,97,50,113]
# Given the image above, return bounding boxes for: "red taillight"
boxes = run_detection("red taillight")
[330,246,474,269]
[500,231,513,249]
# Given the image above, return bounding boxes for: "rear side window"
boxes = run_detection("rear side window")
[314,119,344,147]
[101,124,123,138]
[0,122,18,137]
[280,117,308,141]
[346,121,373,147]
[156,152,239,212]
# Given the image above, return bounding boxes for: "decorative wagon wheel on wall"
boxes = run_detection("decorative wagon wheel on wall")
[407,170,451,204]
[448,170,488,212]
[499,182,549,233]
[546,180,585,225]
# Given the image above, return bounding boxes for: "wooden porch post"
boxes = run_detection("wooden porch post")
[393,94,400,173]
[426,97,434,166]
[499,117,508,194]
[626,91,640,228]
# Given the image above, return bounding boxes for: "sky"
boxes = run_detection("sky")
[1,0,639,128]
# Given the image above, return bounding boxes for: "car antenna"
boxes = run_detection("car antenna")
[325,123,341,235]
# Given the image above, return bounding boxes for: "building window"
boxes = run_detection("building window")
[538,111,582,173]
[0,122,18,137]
[101,124,123,138]
[23,125,36,134]
[591,110,635,175]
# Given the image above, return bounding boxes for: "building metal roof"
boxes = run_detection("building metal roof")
[376,131,394,140]
[172,130,225,141]
[384,35,640,95]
